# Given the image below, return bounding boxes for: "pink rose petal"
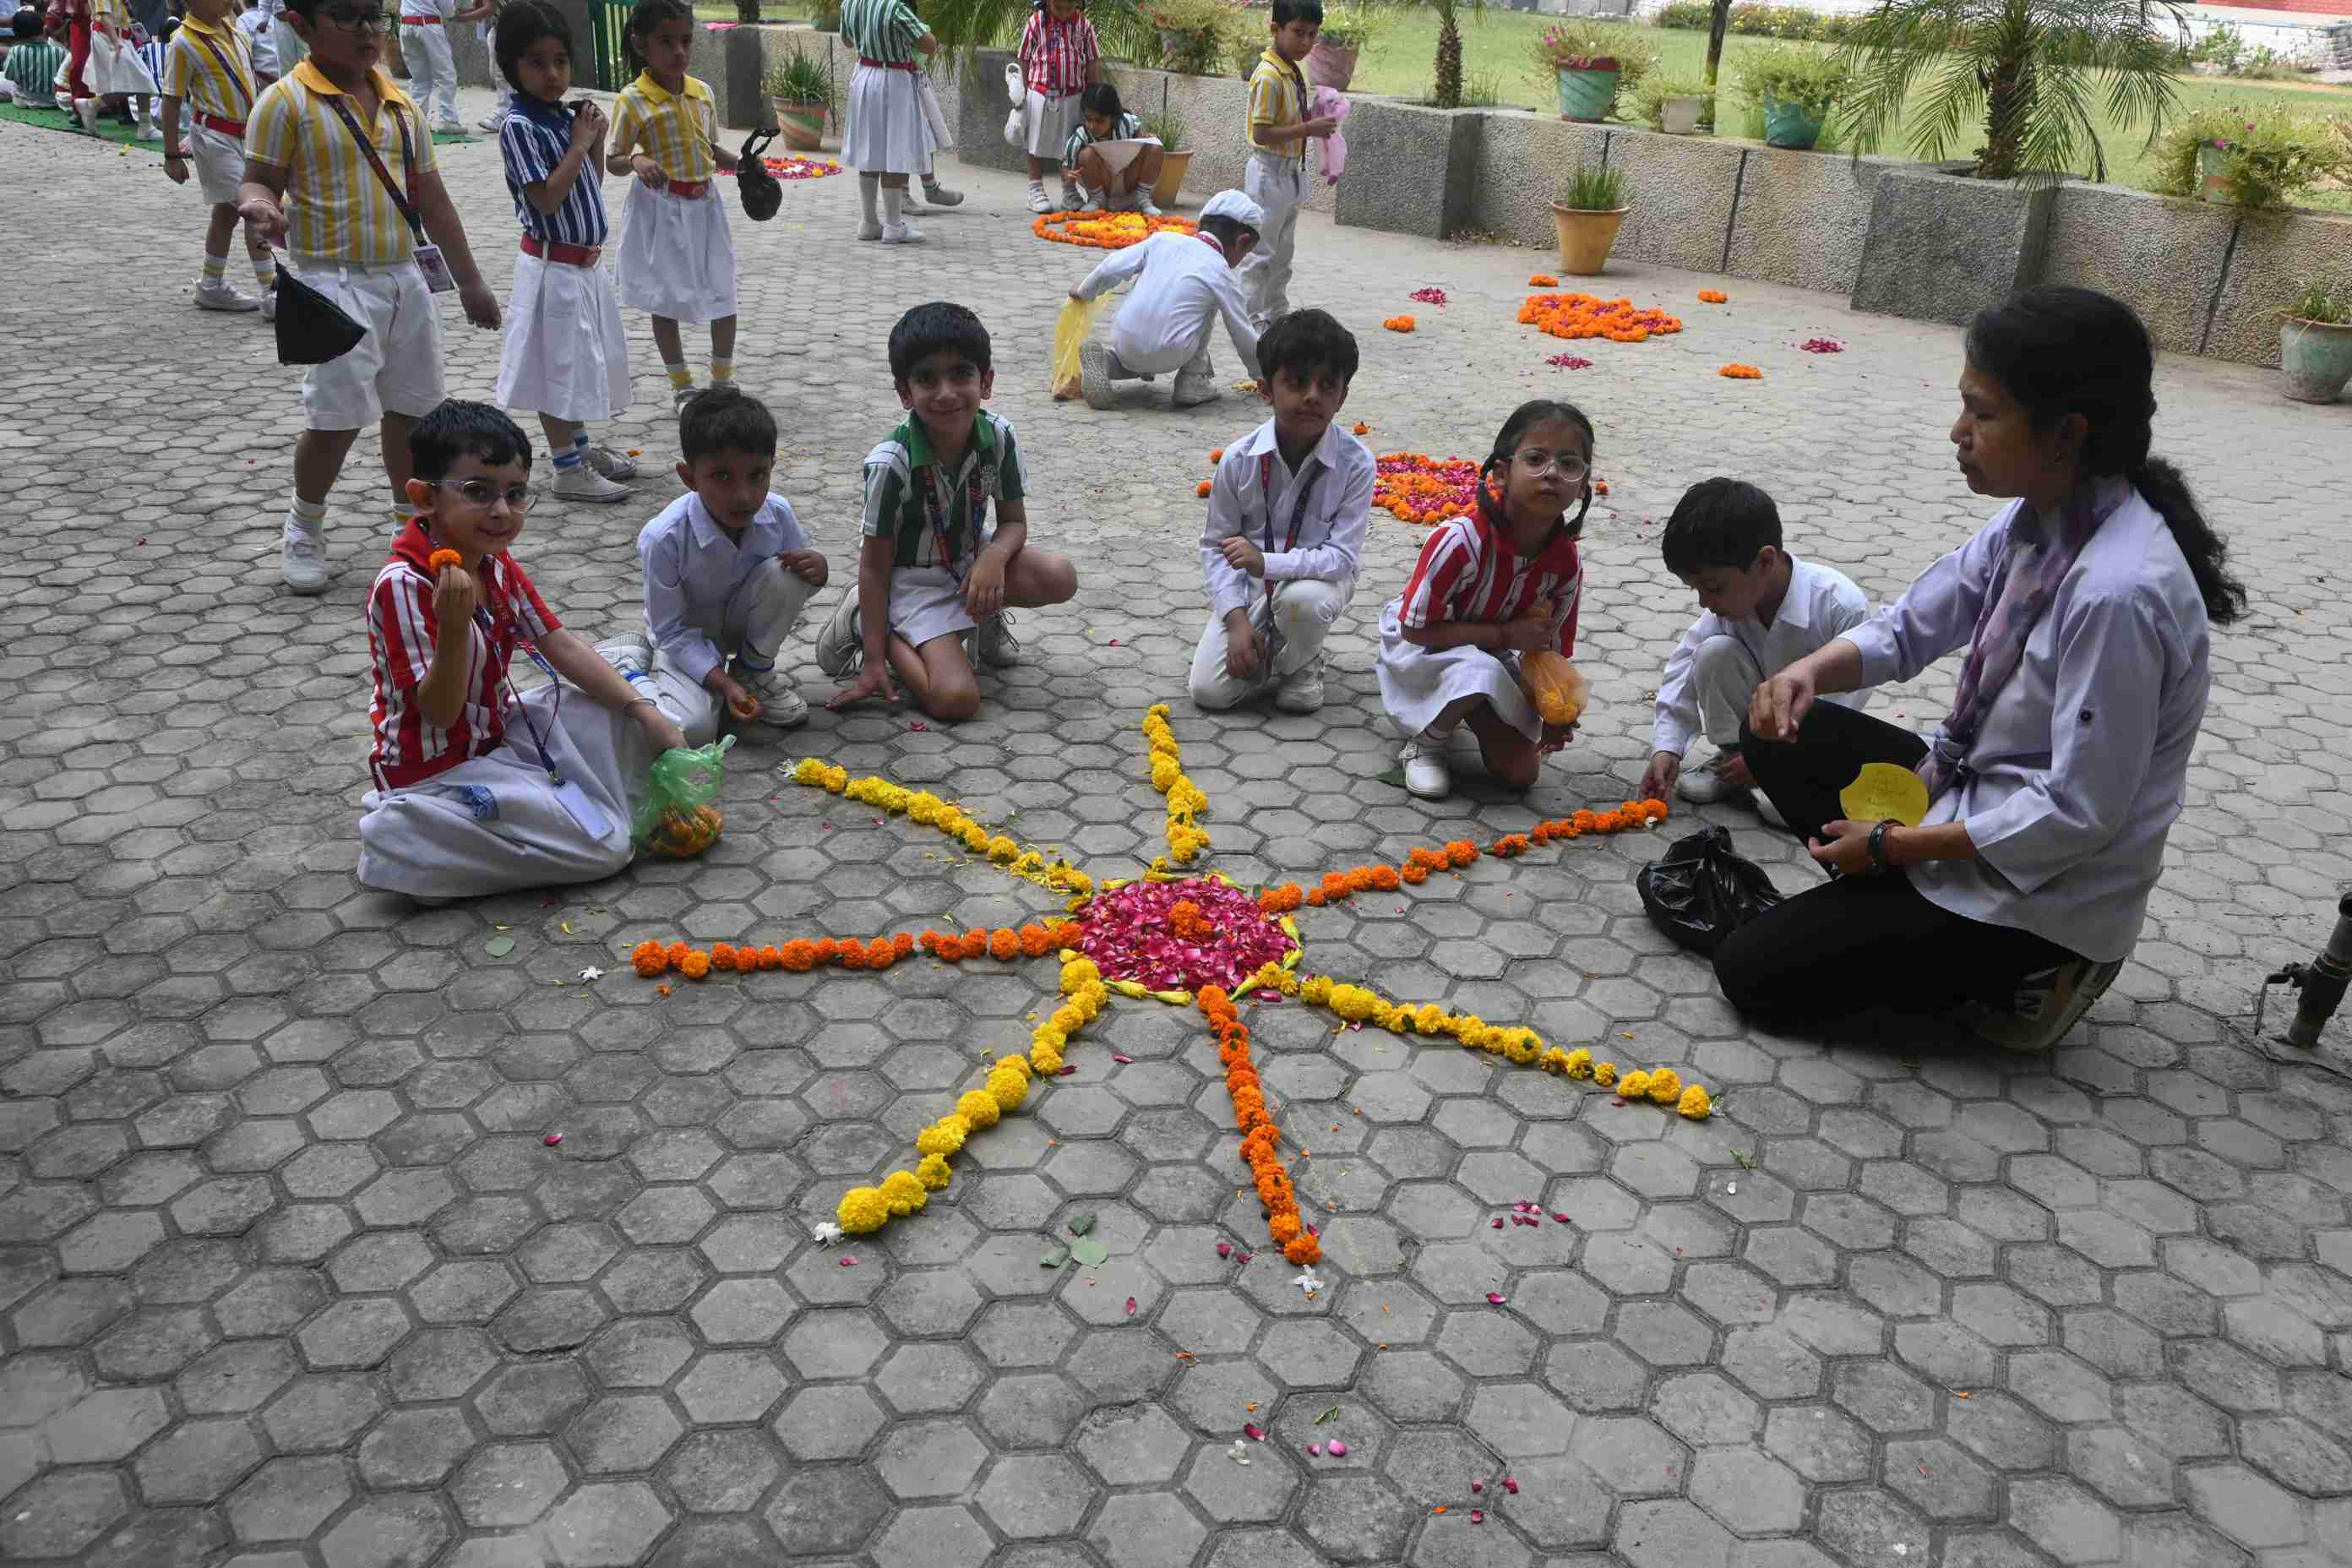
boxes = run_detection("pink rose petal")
[1217,1241,1233,1259]
[839,1256,856,1266]
[542,1133,563,1146]
[1058,1064,1077,1076]
[1490,1217,1504,1229]
[1551,1212,1571,1223]
[1243,1423,1265,1441]
[1326,1440,1348,1456]
[1308,1444,1323,1456]
[1470,1509,1485,1525]
[1124,1296,1137,1315]
[1470,1479,1484,1494]
[1502,1477,1520,1494]
[1487,1292,1507,1306]
[1113,1054,1135,1064]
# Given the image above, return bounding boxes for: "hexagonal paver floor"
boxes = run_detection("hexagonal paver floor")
[4,75,2352,1568]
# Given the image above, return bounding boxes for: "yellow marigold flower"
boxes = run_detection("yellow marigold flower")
[1032,1048,1064,1075]
[1540,1048,1571,1074]
[1369,1001,1398,1031]
[1503,1032,1541,1064]
[1147,703,1170,720]
[1594,1061,1618,1088]
[837,1186,890,1233]
[917,1152,954,1189]
[1564,1048,1593,1080]
[907,792,945,824]
[792,758,828,786]
[1331,985,1378,1022]
[913,1120,964,1157]
[1677,1084,1713,1120]
[1000,1053,1032,1080]
[961,825,990,852]
[1062,957,1101,994]
[989,1068,1029,1113]
[957,1090,1000,1129]
[1151,754,1181,791]
[987,836,1021,863]
[1450,1014,1484,1043]
[1012,852,1044,874]
[880,1169,928,1216]
[1032,1025,1069,1054]
[1413,1004,1449,1035]
[1050,1005,1086,1036]
[1647,1067,1682,1104]
[1620,1070,1652,1100]
[1299,975,1334,1005]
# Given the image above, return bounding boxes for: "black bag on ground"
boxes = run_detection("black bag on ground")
[737,128,782,221]
[272,261,367,366]
[1637,825,1785,955]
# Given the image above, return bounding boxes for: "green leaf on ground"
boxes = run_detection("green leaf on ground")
[1376,768,1407,787]
[1041,1240,1070,1268]
[1315,1406,1341,1424]
[1071,1238,1108,1266]
[1068,1213,1097,1236]
[485,935,517,958]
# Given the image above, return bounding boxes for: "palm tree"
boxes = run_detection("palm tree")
[1835,0,2191,182]
[1425,0,1485,109]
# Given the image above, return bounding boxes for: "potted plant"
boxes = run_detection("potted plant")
[1140,108,1193,208]
[2151,108,2352,210]
[2278,277,2352,405]
[765,46,837,152]
[1145,0,1244,75]
[1308,1,1389,91]
[1733,42,1848,150]
[1633,74,1712,134]
[1551,161,1627,275]
[1533,20,1654,122]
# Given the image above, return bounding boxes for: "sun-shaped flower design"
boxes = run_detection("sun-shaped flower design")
[625,703,1702,1260]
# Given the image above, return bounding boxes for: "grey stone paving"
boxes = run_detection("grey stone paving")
[3,85,2352,1568]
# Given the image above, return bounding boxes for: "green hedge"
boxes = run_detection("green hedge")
[1655,3,1856,42]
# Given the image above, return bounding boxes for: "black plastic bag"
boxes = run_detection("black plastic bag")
[272,262,367,366]
[737,128,783,221]
[1636,825,1784,955]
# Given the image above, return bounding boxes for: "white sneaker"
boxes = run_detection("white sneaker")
[595,634,653,683]
[1676,739,1739,804]
[921,180,964,206]
[672,384,700,416]
[858,220,884,241]
[880,223,925,245]
[1399,736,1451,799]
[259,287,277,323]
[553,465,631,504]
[477,113,505,132]
[732,662,808,732]
[582,444,637,481]
[136,123,161,141]
[1273,656,1324,714]
[813,591,862,678]
[194,279,259,313]
[973,612,1020,669]
[1078,340,1118,411]
[1059,183,1084,211]
[281,521,328,595]
[433,120,466,138]
[1172,364,1222,407]
[1966,958,2125,1053]
[1026,182,1052,214]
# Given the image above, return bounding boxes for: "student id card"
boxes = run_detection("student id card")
[413,242,457,294]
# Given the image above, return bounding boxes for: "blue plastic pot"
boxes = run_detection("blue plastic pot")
[1762,92,1825,150]
[1555,65,1620,122]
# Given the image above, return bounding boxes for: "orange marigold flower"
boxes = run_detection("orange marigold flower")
[1195,480,1212,498]
[890,933,914,959]
[427,547,462,574]
[1697,289,1729,303]
[630,941,667,977]
[1369,865,1400,891]
[1268,1211,1302,1244]
[1402,863,1429,885]
[1209,448,1224,462]
[919,930,944,953]
[1446,841,1478,868]
[656,982,670,995]
[1306,889,1326,906]
[781,939,819,972]
[959,930,990,960]
[1283,1234,1321,1265]
[1345,867,1378,893]
[1720,363,1763,379]
[1052,921,1085,947]
[868,940,897,971]
[664,940,693,969]
[1353,422,1369,435]
[814,939,840,961]
[710,942,736,967]
[1595,480,1609,496]
[756,945,783,970]
[678,950,711,980]
[732,946,761,972]
[988,928,1021,961]
[838,939,868,969]
[1383,314,1416,332]
[1018,923,1054,957]
[1528,273,1560,286]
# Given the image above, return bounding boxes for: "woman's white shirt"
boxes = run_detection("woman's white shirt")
[1844,477,2211,963]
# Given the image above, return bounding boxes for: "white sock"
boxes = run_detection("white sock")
[858,175,880,226]
[1027,178,1045,193]
[881,186,904,227]
[287,493,327,535]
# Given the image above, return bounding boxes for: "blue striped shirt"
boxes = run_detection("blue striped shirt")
[136,36,170,94]
[500,95,607,247]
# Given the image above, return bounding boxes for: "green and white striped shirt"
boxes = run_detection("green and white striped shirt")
[863,411,1026,574]
[840,0,928,64]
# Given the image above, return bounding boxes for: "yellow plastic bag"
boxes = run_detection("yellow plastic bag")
[1050,295,1105,401]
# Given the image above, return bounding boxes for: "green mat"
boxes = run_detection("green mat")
[0,97,476,150]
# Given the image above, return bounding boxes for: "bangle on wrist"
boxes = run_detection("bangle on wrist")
[1866,819,1900,874]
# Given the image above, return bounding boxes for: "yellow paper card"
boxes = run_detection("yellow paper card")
[1840,762,1930,827]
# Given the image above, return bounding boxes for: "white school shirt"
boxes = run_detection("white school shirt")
[1200,416,1375,621]
[1075,230,1262,382]
[1651,554,1874,756]
[1845,478,2210,964]
[638,490,813,690]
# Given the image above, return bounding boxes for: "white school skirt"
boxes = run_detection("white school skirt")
[497,247,631,423]
[1376,596,1543,743]
[843,63,931,175]
[888,565,974,650]
[617,179,736,324]
[86,30,158,94]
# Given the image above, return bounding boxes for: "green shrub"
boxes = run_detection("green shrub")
[2282,277,2352,325]
[764,46,838,114]
[2149,106,2352,210]
[1138,106,1189,150]
[1314,0,1393,51]
[1653,1,1712,29]
[1729,3,1832,40]
[1559,161,1627,210]
[1631,74,1714,130]
[1731,40,1850,116]
[1144,0,1250,75]
[1530,19,1658,107]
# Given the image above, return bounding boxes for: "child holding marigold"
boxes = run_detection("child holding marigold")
[1190,308,1370,716]
[1380,399,1590,800]
[816,302,1078,722]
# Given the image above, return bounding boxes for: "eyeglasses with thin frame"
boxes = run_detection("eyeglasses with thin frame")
[431,479,542,512]
[1512,449,1590,482]
[318,7,395,31]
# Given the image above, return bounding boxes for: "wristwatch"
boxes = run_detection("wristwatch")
[1865,819,1900,874]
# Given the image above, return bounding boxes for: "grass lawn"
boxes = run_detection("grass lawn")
[1339,8,2351,210]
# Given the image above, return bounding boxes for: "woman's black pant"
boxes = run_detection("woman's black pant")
[1712,701,2077,1021]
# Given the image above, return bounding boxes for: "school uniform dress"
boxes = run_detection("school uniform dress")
[246,61,447,430]
[1652,556,1873,759]
[612,71,735,324]
[1378,506,1583,743]
[1192,417,1374,710]
[495,95,630,423]
[397,0,461,132]
[1062,106,1146,179]
[1016,7,1095,162]
[839,0,929,176]
[357,529,643,900]
[1239,46,1309,326]
[165,18,257,203]
[1074,228,1260,380]
[862,410,1023,650]
[84,0,156,93]
[637,492,819,746]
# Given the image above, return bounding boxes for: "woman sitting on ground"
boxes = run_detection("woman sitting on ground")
[1712,285,2247,1052]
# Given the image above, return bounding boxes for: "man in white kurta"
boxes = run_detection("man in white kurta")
[1069,189,1264,411]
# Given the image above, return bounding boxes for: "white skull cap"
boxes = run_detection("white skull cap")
[1200,190,1266,231]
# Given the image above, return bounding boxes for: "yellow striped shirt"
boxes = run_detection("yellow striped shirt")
[611,71,716,183]
[246,60,438,265]
[1248,48,1309,166]
[164,16,256,122]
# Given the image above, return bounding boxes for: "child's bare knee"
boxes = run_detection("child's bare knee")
[927,686,981,722]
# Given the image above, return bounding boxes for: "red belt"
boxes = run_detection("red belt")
[520,233,602,267]
[655,178,709,199]
[195,111,245,137]
[400,14,438,22]
[858,56,915,71]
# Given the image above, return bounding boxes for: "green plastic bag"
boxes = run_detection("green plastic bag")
[1049,294,1107,400]
[634,736,736,858]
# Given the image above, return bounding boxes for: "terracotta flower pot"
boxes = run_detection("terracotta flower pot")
[1152,148,1195,208]
[2279,318,2352,404]
[772,96,826,152]
[1306,41,1358,91]
[1551,204,1626,275]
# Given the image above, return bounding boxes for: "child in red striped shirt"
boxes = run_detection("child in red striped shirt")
[1015,0,1097,213]
[358,400,685,904]
[1379,399,1592,800]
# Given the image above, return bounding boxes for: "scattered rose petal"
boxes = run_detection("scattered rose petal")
[909,721,927,731]
[839,1255,856,1266]
[1471,1479,1484,1494]
[1547,351,1594,369]
[1309,1443,1323,1456]
[1471,1509,1485,1525]
[1490,1217,1504,1229]
[1502,1476,1519,1494]
[1244,1423,1266,1441]
[1799,337,1845,353]
[1410,286,1448,305]
[1237,1251,1255,1264]
[1551,1212,1571,1223]
[1217,1241,1233,1259]
[542,1133,563,1146]
[1326,1439,1349,1456]
[1124,1296,1137,1315]
[1113,1054,1135,1064]
[1058,1064,1077,1076]
[1487,1292,1507,1306]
